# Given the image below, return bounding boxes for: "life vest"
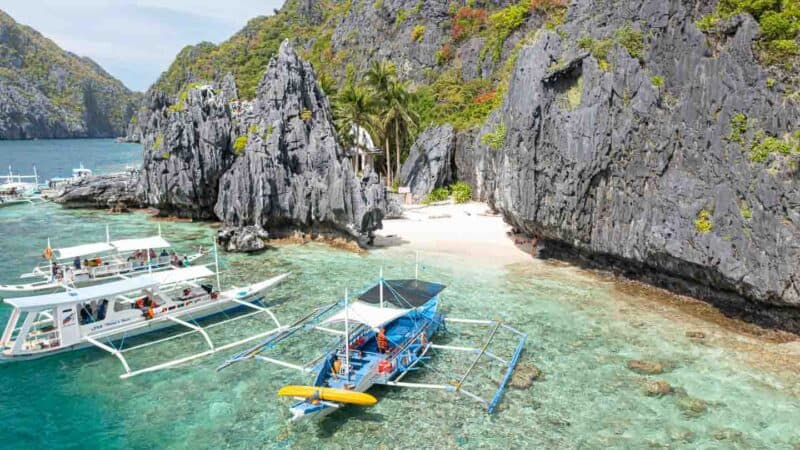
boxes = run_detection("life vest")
[377,332,388,350]
[377,360,392,374]
[146,307,155,319]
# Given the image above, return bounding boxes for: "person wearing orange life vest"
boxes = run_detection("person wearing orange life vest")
[377,328,389,353]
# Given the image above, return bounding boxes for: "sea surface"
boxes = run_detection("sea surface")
[0,140,798,449]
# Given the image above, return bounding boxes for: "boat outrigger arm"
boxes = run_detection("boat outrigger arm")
[86,273,292,379]
[380,317,527,414]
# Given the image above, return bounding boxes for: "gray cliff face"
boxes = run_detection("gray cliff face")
[462,0,800,327]
[398,124,455,201]
[137,86,235,219]
[137,42,385,246]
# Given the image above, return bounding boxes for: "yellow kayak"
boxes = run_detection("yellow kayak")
[278,385,378,406]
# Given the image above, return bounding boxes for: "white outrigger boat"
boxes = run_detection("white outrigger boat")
[0,226,203,293]
[0,259,291,379]
[45,163,93,190]
[0,165,41,207]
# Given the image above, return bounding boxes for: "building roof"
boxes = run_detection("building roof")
[4,276,159,311]
[358,279,446,308]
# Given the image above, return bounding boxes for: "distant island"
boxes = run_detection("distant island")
[0,10,140,139]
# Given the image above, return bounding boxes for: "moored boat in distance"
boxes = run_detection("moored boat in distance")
[0,165,41,207]
[0,226,204,293]
[218,259,527,422]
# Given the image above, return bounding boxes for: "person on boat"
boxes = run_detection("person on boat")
[149,249,157,260]
[331,356,342,380]
[377,328,389,353]
[182,255,190,267]
[170,251,179,266]
[73,256,81,270]
[159,249,169,260]
[97,299,109,321]
[79,304,90,324]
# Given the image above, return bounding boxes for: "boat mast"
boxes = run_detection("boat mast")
[106,224,110,243]
[415,251,419,280]
[379,267,384,308]
[213,239,222,291]
[344,288,350,380]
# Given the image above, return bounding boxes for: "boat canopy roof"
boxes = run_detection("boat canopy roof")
[55,242,115,259]
[322,301,411,330]
[358,279,446,308]
[110,236,171,252]
[148,266,214,285]
[4,276,158,311]
[53,235,171,259]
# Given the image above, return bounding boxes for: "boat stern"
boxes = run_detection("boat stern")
[288,399,339,422]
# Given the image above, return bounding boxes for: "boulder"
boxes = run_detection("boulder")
[56,171,142,210]
[398,125,455,202]
[626,360,666,375]
[217,226,269,253]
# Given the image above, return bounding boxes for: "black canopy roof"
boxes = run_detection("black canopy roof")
[358,279,446,308]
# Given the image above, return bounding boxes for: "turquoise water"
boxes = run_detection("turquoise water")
[0,138,141,181]
[0,141,798,449]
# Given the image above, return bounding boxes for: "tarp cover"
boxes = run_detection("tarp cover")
[54,242,114,260]
[5,276,159,311]
[110,236,171,252]
[322,301,410,330]
[358,279,446,308]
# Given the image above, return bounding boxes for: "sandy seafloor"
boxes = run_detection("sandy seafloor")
[0,141,798,449]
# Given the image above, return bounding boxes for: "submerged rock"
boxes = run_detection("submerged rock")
[643,380,673,397]
[217,226,269,253]
[56,171,142,210]
[685,331,706,340]
[626,360,666,375]
[676,395,708,418]
[398,125,456,202]
[508,363,542,389]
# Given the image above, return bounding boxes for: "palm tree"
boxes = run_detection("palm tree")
[332,81,379,171]
[364,60,397,186]
[384,80,419,182]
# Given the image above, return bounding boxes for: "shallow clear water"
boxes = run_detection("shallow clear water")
[0,141,797,449]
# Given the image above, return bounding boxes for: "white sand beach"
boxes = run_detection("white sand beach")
[373,201,534,266]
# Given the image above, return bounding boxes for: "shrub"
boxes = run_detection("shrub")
[451,6,487,42]
[585,38,614,71]
[740,201,752,219]
[578,35,594,49]
[473,89,497,104]
[481,123,507,150]
[248,124,260,134]
[411,25,425,42]
[483,2,530,62]
[530,0,566,13]
[450,181,472,203]
[423,187,450,204]
[154,133,164,150]
[395,8,409,26]
[651,75,665,88]
[695,210,713,233]
[615,24,645,59]
[436,43,454,64]
[300,109,313,122]
[233,135,248,156]
[729,113,748,143]
[749,131,792,162]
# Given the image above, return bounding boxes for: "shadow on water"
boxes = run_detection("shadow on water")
[315,410,386,438]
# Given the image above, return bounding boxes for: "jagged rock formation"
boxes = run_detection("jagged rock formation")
[398,125,455,201]
[137,41,385,247]
[0,10,139,139]
[55,171,142,210]
[217,226,270,252]
[465,0,800,330]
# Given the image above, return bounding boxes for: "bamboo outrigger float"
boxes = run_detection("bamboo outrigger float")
[0,241,291,379]
[218,257,527,421]
[0,225,203,293]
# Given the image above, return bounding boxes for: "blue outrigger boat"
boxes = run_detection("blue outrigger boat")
[219,263,527,422]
